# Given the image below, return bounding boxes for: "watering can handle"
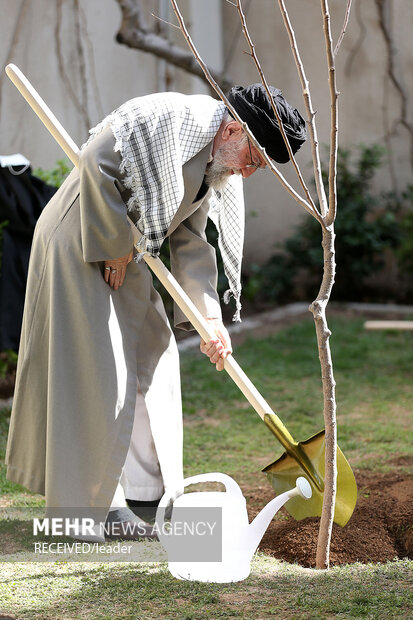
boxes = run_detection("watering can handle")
[155,472,242,546]
[157,472,242,510]
[183,472,242,496]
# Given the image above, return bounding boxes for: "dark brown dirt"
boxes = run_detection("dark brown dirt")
[246,469,413,567]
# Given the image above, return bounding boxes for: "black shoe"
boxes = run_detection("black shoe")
[126,498,161,522]
[126,498,161,508]
[104,507,158,541]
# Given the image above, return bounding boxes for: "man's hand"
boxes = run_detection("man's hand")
[104,250,133,290]
[200,318,232,371]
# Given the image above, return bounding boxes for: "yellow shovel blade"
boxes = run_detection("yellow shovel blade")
[263,431,357,527]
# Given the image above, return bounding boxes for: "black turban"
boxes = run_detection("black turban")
[227,84,307,164]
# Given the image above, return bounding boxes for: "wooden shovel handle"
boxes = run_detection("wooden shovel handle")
[144,250,292,427]
[5,64,80,168]
[5,63,296,439]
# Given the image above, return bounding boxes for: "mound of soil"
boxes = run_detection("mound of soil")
[246,469,413,567]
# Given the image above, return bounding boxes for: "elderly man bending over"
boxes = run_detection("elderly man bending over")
[6,84,306,541]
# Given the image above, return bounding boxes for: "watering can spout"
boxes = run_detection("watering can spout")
[245,477,312,556]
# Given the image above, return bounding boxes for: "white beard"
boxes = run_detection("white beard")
[205,160,232,190]
[205,137,246,190]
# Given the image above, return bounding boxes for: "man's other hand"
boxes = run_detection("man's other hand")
[104,250,133,290]
[200,318,232,371]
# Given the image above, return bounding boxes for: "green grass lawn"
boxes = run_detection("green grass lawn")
[0,315,412,619]
[180,315,413,479]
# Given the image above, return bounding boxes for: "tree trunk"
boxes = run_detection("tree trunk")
[311,224,337,569]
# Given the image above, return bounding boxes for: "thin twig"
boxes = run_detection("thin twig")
[334,0,353,56]
[151,12,180,30]
[223,0,252,74]
[277,0,328,219]
[320,0,339,228]
[236,0,320,220]
[169,0,317,220]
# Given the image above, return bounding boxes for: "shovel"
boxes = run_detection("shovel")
[5,63,357,527]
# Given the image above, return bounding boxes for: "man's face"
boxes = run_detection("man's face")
[205,132,266,190]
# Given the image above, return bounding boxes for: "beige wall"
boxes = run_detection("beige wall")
[0,0,160,165]
[1,0,412,265]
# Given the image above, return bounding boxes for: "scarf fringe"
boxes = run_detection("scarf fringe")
[223,289,242,323]
[133,235,161,263]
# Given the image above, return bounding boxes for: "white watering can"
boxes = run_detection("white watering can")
[155,472,312,583]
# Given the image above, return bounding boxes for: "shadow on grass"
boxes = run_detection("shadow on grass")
[0,557,412,619]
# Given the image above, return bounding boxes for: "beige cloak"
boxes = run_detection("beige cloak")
[6,126,222,524]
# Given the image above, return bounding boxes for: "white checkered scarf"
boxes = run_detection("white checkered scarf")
[87,92,245,321]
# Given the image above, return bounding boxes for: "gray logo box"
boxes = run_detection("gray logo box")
[0,506,222,563]
[155,506,222,562]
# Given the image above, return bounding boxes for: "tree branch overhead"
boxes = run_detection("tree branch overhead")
[114,0,232,92]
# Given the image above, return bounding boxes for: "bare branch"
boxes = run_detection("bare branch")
[150,12,180,31]
[114,0,232,92]
[169,0,318,222]
[277,0,328,219]
[223,0,252,74]
[320,0,339,228]
[334,0,353,56]
[236,0,321,220]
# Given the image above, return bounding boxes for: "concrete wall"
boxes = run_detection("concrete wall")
[1,0,412,265]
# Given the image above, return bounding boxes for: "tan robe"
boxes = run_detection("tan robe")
[6,126,221,523]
